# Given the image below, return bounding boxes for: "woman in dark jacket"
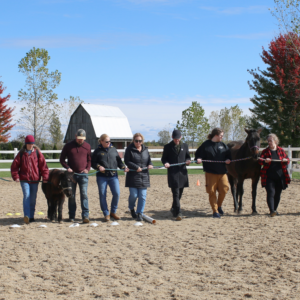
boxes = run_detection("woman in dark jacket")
[11,135,49,224]
[125,133,153,221]
[92,134,129,222]
[258,133,290,217]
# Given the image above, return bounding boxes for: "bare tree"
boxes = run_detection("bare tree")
[17,47,61,145]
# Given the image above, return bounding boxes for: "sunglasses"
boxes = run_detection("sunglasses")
[134,140,143,143]
[105,141,111,144]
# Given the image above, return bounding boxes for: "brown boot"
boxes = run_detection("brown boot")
[110,213,120,220]
[104,215,110,222]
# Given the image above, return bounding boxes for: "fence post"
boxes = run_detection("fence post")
[288,145,292,179]
[14,148,18,158]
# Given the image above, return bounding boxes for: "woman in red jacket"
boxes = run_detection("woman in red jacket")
[259,133,290,217]
[11,135,49,224]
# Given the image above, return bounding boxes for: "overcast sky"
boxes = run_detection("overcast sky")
[1,0,279,141]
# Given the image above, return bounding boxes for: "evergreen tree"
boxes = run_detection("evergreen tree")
[53,144,59,159]
[7,142,14,159]
[248,33,300,146]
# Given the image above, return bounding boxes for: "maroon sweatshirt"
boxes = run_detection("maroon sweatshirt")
[60,140,91,173]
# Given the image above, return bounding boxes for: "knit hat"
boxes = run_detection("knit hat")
[76,129,86,140]
[172,130,181,139]
[25,135,35,144]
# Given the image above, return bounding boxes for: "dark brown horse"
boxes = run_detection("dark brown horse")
[226,129,262,214]
[42,169,75,223]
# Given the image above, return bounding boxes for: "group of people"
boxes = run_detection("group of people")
[10,127,291,224]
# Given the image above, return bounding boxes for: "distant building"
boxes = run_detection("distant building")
[64,104,133,152]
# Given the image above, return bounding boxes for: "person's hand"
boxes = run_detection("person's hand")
[265,158,271,163]
[99,166,105,172]
[137,167,142,172]
[124,167,129,173]
[186,160,191,166]
[164,163,170,168]
[67,168,73,172]
[81,169,89,174]
[225,159,231,165]
[282,158,288,163]
[196,159,202,164]
[15,178,20,182]
[148,165,153,169]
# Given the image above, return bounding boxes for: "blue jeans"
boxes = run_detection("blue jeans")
[96,176,120,216]
[128,188,147,214]
[20,182,39,218]
[69,174,89,219]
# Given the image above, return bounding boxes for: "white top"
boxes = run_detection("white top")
[81,104,132,139]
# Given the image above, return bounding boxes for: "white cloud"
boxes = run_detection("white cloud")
[83,96,253,140]
[217,32,275,40]
[200,5,269,15]
[8,96,254,141]
[0,33,167,49]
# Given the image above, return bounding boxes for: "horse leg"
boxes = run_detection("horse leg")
[237,178,245,213]
[228,174,238,212]
[47,197,51,220]
[58,197,65,224]
[251,175,260,215]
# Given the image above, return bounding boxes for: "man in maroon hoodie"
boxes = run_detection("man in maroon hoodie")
[60,129,91,223]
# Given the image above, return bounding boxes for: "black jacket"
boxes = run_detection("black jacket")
[91,144,125,177]
[161,141,191,188]
[124,143,152,188]
[195,140,231,174]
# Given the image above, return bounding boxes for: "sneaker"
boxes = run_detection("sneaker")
[175,213,182,221]
[24,216,29,224]
[213,212,221,218]
[136,213,143,222]
[67,218,75,222]
[130,209,137,219]
[83,218,89,223]
[110,213,120,220]
[218,207,224,215]
[270,211,276,217]
[29,218,35,223]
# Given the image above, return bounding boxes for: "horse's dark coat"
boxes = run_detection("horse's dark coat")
[42,169,74,223]
[226,129,262,213]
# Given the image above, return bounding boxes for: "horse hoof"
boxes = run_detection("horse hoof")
[59,221,63,224]
[238,209,243,214]
[52,220,56,223]
[252,211,258,215]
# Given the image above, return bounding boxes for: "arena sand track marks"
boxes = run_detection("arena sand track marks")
[0,175,300,299]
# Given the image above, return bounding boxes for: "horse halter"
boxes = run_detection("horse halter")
[250,145,259,150]
[62,187,72,191]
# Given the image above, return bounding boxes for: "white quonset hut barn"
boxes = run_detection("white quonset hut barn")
[64,104,133,151]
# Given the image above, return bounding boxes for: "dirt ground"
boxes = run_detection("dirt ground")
[0,174,300,300]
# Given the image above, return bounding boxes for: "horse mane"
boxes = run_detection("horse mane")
[227,140,244,149]
[49,169,63,187]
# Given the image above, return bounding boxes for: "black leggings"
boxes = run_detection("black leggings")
[266,177,283,213]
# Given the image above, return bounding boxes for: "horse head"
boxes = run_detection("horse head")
[59,171,75,198]
[244,128,262,158]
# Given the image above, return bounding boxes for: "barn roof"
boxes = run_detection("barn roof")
[81,104,132,139]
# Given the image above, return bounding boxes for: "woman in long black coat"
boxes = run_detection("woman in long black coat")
[125,133,153,221]
[161,130,191,221]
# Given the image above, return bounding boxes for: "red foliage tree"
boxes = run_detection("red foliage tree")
[248,33,300,145]
[0,81,15,143]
